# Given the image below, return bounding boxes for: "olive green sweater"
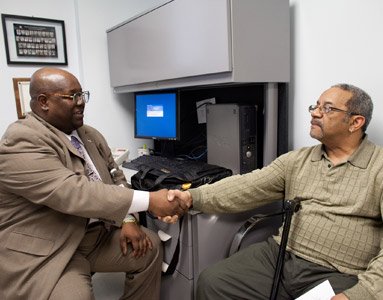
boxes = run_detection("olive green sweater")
[190,137,383,300]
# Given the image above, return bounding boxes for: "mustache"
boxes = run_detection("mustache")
[311,119,322,128]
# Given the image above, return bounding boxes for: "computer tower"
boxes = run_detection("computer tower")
[206,104,258,174]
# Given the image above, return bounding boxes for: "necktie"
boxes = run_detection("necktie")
[71,136,109,228]
[70,136,101,182]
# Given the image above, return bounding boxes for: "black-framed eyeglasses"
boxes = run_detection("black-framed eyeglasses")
[308,104,357,115]
[52,91,90,104]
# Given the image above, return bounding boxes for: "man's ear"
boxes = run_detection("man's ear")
[349,115,365,133]
[37,94,49,111]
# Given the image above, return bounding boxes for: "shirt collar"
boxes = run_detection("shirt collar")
[311,135,375,169]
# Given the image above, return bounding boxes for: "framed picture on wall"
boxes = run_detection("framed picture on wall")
[13,78,31,119]
[1,14,67,65]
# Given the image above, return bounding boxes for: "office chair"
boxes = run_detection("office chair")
[229,199,301,300]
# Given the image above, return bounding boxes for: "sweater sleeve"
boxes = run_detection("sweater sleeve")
[343,248,383,300]
[190,153,288,213]
[343,196,383,300]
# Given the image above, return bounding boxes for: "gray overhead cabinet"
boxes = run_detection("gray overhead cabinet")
[106,0,289,93]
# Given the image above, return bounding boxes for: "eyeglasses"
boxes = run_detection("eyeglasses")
[52,91,90,104]
[308,104,357,115]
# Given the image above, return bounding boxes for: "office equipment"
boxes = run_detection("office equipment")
[135,90,179,140]
[207,104,259,174]
[123,155,182,171]
[111,148,129,165]
[137,144,149,156]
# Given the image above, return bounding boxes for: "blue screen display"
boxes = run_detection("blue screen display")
[135,92,178,140]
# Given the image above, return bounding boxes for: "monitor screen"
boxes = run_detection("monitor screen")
[134,90,179,140]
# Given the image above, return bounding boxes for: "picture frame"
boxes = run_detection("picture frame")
[13,78,31,119]
[2,14,67,65]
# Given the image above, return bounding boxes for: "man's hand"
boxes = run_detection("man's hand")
[168,189,193,209]
[148,189,186,218]
[158,189,193,224]
[331,293,349,300]
[119,222,153,258]
[159,215,179,224]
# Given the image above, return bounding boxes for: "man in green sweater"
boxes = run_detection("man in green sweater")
[168,84,382,300]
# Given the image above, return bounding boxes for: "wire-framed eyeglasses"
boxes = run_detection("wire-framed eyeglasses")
[53,91,90,104]
[308,104,357,115]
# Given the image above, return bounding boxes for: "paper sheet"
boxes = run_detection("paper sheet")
[162,262,169,272]
[158,230,172,242]
[295,280,335,300]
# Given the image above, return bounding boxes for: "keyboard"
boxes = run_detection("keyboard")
[123,155,195,171]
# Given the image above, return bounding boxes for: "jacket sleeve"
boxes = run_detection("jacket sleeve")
[0,125,134,225]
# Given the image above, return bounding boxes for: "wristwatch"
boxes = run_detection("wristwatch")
[122,215,138,226]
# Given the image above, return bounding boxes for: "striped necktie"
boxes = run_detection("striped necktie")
[70,136,101,182]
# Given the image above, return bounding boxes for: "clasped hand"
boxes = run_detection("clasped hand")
[148,189,193,223]
[120,222,152,258]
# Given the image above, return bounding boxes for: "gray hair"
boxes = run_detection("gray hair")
[332,83,373,132]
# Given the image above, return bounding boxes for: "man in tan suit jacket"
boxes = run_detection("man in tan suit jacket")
[0,68,184,299]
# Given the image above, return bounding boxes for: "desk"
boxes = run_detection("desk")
[121,167,137,185]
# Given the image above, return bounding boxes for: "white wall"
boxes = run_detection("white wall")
[1,0,383,157]
[289,0,383,149]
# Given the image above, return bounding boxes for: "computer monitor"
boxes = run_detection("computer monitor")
[134,90,179,140]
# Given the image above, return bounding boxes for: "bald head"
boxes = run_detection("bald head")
[30,68,80,104]
[29,67,85,133]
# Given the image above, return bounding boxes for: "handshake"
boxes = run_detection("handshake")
[148,189,193,223]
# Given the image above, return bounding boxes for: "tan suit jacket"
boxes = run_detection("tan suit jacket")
[0,113,134,299]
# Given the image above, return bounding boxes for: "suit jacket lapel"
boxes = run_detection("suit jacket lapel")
[28,112,82,162]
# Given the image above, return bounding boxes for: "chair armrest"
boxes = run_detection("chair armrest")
[228,199,301,256]
[229,204,285,256]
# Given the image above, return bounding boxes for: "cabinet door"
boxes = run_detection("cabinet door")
[107,0,232,87]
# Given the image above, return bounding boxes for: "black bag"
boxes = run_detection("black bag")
[131,161,232,191]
